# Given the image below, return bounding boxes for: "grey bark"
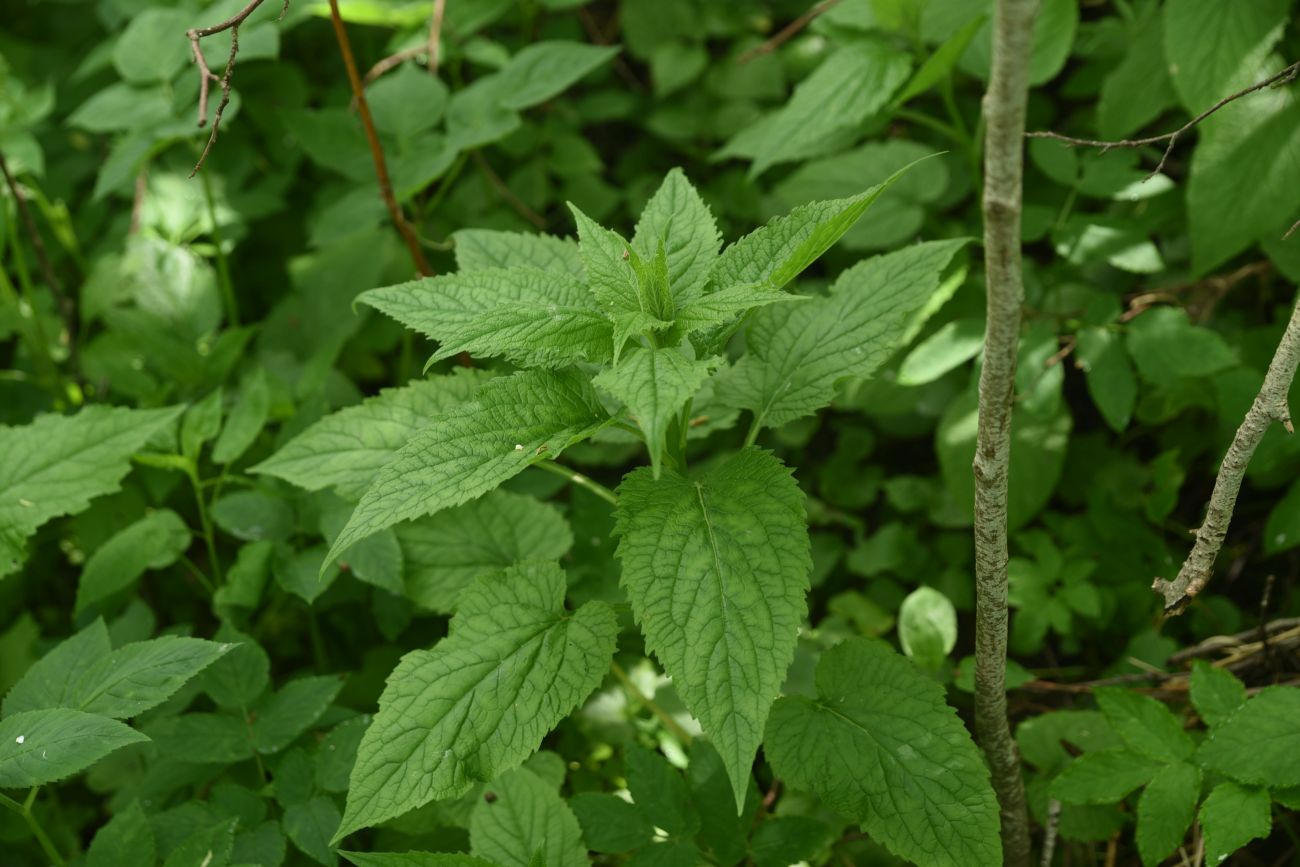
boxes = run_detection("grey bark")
[1154,293,1300,612]
[974,1,1038,865]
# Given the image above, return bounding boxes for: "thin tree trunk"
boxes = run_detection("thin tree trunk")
[974,1,1038,865]
[1154,293,1300,612]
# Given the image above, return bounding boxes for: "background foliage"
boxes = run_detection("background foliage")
[2,0,1300,865]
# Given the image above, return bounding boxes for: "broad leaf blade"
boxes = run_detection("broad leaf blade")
[764,638,1001,867]
[632,168,721,303]
[453,229,583,277]
[615,448,810,808]
[335,562,616,839]
[470,766,588,867]
[0,708,149,787]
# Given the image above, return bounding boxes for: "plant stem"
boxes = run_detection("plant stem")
[326,0,434,277]
[973,1,1037,865]
[0,789,65,865]
[1154,292,1300,612]
[199,167,239,327]
[187,465,223,585]
[610,660,694,744]
[534,459,619,506]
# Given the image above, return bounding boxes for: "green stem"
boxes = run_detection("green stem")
[4,209,61,388]
[199,168,239,327]
[187,466,223,585]
[419,151,469,221]
[743,416,761,449]
[610,661,693,745]
[179,553,217,596]
[534,459,619,506]
[307,607,329,672]
[0,789,65,865]
[894,107,966,146]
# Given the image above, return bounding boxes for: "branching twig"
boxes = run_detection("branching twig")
[973,2,1038,866]
[187,0,290,176]
[326,0,434,277]
[738,0,842,64]
[359,0,446,88]
[1027,60,1300,179]
[1154,293,1300,613]
[1286,218,1299,241]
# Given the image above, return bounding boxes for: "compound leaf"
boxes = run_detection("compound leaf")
[0,708,149,787]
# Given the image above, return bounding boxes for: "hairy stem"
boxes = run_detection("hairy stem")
[1154,293,1300,612]
[973,1,1037,865]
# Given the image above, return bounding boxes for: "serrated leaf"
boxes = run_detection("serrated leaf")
[1094,687,1193,762]
[594,346,716,476]
[625,744,700,838]
[343,853,500,867]
[4,625,231,719]
[569,793,653,853]
[285,796,342,866]
[719,239,968,431]
[162,817,237,867]
[471,766,587,867]
[75,509,191,615]
[711,175,917,294]
[495,41,618,110]
[453,229,583,276]
[335,562,617,839]
[397,490,573,613]
[251,676,344,754]
[1050,749,1161,804]
[253,371,488,499]
[1136,762,1201,867]
[88,801,156,867]
[764,637,1000,867]
[0,708,149,787]
[1199,782,1272,866]
[1189,660,1247,728]
[0,404,182,580]
[325,369,608,568]
[362,267,611,368]
[1198,685,1300,787]
[671,283,802,335]
[632,168,721,302]
[615,447,810,808]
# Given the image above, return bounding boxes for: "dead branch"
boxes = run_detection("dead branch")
[187,0,290,176]
[738,0,843,64]
[1027,59,1300,178]
[359,0,446,88]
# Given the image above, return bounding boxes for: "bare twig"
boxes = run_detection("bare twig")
[327,0,434,277]
[1286,218,1300,241]
[738,0,843,64]
[1154,292,1300,613]
[1028,60,1300,179]
[471,151,547,229]
[1041,799,1062,867]
[187,0,290,176]
[0,148,75,352]
[359,0,446,88]
[973,2,1039,865]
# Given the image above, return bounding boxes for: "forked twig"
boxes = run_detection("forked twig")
[187,0,290,176]
[359,0,446,88]
[1027,60,1300,179]
[738,0,842,64]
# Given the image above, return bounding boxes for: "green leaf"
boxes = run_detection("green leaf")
[897,586,958,671]
[495,41,618,110]
[201,623,270,709]
[764,637,1001,867]
[719,43,911,176]
[569,793,653,853]
[1189,660,1247,728]
[4,623,231,719]
[594,346,717,476]
[625,745,700,838]
[1163,0,1289,110]
[142,713,254,764]
[1136,762,1201,867]
[1094,687,1194,763]
[471,766,587,867]
[88,801,156,867]
[894,15,985,106]
[1199,782,1273,866]
[252,371,489,499]
[75,509,191,615]
[1075,327,1136,432]
[343,853,500,867]
[0,405,182,580]
[671,283,802,334]
[162,817,238,867]
[285,796,342,866]
[1198,685,1300,787]
[1050,749,1162,804]
[750,816,835,867]
[362,268,612,368]
[688,740,758,865]
[181,389,224,460]
[251,676,344,754]
[632,168,721,302]
[324,369,609,568]
[626,841,700,867]
[897,317,984,386]
[112,8,191,84]
[711,173,920,294]
[720,239,968,430]
[0,708,148,787]
[397,490,572,613]
[616,448,810,808]
[335,561,616,839]
[453,229,583,277]
[212,369,271,465]
[1097,5,1176,139]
